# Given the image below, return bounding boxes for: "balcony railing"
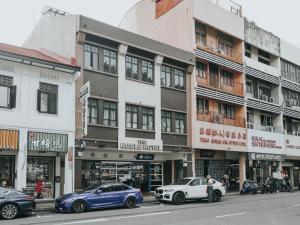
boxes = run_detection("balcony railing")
[247,122,282,133]
[284,99,300,110]
[196,37,243,64]
[197,73,243,96]
[208,0,242,17]
[247,92,279,105]
[197,111,245,128]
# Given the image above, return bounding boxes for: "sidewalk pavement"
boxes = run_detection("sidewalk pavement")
[34,192,240,212]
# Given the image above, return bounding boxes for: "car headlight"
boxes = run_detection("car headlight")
[61,199,73,204]
[164,189,174,192]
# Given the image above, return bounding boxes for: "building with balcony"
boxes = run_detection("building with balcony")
[121,0,247,189]
[24,7,195,192]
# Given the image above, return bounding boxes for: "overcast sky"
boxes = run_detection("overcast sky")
[1,0,300,47]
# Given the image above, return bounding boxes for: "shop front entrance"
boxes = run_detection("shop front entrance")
[81,161,163,192]
[0,156,15,188]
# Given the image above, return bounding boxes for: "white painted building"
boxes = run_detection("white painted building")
[0,43,79,198]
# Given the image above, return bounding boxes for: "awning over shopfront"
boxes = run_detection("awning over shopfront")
[0,129,19,150]
[28,131,68,152]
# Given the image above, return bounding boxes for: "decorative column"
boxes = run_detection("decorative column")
[117,44,128,141]
[239,152,246,189]
[15,128,27,191]
[64,131,75,194]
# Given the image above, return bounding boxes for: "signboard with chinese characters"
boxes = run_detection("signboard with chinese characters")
[285,134,300,157]
[28,131,68,152]
[194,121,247,152]
[119,138,163,152]
[80,82,90,137]
[247,129,284,155]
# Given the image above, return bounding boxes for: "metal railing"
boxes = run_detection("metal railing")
[197,111,245,128]
[196,37,243,64]
[208,0,242,17]
[284,99,300,110]
[197,72,244,96]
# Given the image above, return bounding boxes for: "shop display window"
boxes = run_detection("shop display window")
[26,157,54,199]
[0,157,14,188]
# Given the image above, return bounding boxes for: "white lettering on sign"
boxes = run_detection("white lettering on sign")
[119,139,162,152]
[80,82,90,137]
[32,139,63,151]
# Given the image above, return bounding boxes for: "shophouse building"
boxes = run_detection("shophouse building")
[0,43,79,198]
[24,7,195,192]
[121,0,247,190]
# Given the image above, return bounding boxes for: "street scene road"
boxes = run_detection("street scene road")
[3,192,300,225]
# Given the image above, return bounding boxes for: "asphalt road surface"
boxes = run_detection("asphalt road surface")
[2,192,300,225]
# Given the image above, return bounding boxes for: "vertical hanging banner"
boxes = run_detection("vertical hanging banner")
[80,82,90,137]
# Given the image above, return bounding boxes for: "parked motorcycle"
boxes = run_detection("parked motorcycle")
[279,179,293,192]
[261,177,277,194]
[240,180,258,195]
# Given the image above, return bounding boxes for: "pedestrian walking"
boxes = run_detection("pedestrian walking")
[207,175,213,203]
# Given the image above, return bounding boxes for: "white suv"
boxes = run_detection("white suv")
[155,177,226,205]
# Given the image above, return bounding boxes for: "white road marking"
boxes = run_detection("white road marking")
[55,211,171,225]
[293,204,300,207]
[140,205,162,209]
[216,212,247,218]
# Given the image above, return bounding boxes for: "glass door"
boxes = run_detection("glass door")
[0,156,14,188]
[150,163,163,191]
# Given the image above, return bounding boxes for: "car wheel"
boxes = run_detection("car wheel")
[125,197,136,209]
[172,192,185,205]
[71,200,86,213]
[0,203,19,220]
[213,191,221,202]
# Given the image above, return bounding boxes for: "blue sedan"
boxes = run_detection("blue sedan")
[55,183,143,213]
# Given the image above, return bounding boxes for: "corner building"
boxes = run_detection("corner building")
[121,0,247,190]
[24,8,195,192]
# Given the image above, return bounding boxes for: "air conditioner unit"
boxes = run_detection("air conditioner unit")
[247,123,254,129]
[261,95,268,102]
[213,114,222,124]
[265,126,273,132]
[269,97,274,103]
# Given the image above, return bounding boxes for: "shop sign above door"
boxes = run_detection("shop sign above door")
[136,153,155,161]
[28,131,68,152]
[119,138,163,152]
[248,153,285,162]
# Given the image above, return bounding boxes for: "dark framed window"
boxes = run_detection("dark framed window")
[197,98,209,113]
[142,60,154,83]
[220,70,234,86]
[84,44,99,70]
[103,101,117,127]
[175,113,185,134]
[37,83,58,114]
[161,111,172,133]
[261,114,273,126]
[104,49,117,74]
[195,21,207,46]
[0,75,16,109]
[142,107,154,131]
[245,43,251,58]
[196,62,207,78]
[161,65,171,87]
[126,105,138,129]
[218,103,235,119]
[174,69,184,89]
[126,56,138,79]
[88,99,98,124]
[258,49,270,65]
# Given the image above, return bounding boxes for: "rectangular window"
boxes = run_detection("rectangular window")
[88,99,98,124]
[37,83,58,114]
[258,49,270,65]
[261,114,273,126]
[103,101,117,126]
[126,56,138,79]
[247,110,254,123]
[175,113,185,134]
[161,111,172,133]
[84,44,99,70]
[161,65,171,87]
[245,43,251,58]
[126,105,138,129]
[220,70,234,86]
[174,69,184,89]
[246,80,253,94]
[142,107,154,131]
[103,49,117,74]
[218,103,235,119]
[195,22,207,46]
[196,62,207,78]
[0,75,16,109]
[142,60,153,83]
[196,98,209,113]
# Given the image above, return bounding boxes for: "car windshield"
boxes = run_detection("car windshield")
[0,188,10,196]
[172,178,192,185]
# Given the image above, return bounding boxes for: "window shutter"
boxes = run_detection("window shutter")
[37,90,41,112]
[9,86,17,109]
[48,93,57,114]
